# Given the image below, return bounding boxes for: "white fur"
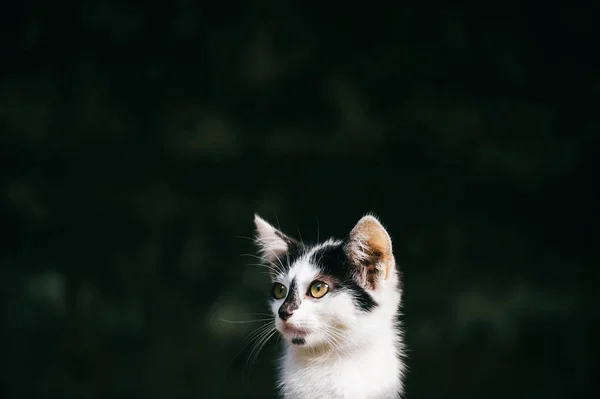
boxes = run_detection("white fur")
[255,215,405,399]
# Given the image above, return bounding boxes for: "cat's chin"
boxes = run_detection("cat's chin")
[282,332,311,346]
[289,336,308,345]
[278,324,311,345]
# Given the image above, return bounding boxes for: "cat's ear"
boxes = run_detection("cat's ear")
[346,214,395,290]
[253,214,294,263]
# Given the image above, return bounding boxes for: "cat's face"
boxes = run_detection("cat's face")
[253,214,397,349]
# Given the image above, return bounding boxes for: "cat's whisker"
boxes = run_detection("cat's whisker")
[239,253,267,262]
[233,322,274,365]
[240,253,280,269]
[251,328,277,363]
[240,253,285,275]
[250,244,285,273]
[316,216,320,243]
[246,325,277,371]
[265,250,287,275]
[296,227,304,246]
[323,332,346,356]
[232,234,257,242]
[320,325,350,355]
[220,318,274,324]
[245,262,280,275]
[285,247,290,267]
[253,245,288,275]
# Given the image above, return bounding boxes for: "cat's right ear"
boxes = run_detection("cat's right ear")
[253,214,293,263]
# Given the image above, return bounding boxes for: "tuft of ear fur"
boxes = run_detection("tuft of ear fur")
[253,214,292,264]
[345,214,394,290]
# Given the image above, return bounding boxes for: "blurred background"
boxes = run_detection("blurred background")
[1,1,597,398]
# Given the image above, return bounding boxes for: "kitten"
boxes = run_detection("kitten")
[253,213,405,399]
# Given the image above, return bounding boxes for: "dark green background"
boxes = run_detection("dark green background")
[1,1,597,398]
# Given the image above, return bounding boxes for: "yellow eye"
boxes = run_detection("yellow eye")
[272,283,288,299]
[309,280,329,299]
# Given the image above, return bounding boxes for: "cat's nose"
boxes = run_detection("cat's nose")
[278,308,293,321]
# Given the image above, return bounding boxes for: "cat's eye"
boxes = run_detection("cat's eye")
[272,283,288,299]
[308,280,329,299]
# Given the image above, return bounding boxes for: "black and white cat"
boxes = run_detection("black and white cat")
[253,214,405,399]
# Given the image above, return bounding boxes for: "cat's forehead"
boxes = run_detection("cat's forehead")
[286,260,319,284]
[278,239,345,283]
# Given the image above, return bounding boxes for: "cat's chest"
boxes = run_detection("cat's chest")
[279,347,401,399]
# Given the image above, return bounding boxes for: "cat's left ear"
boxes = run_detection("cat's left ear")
[253,214,295,263]
[345,214,395,290]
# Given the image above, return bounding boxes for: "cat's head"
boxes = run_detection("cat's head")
[253,213,400,349]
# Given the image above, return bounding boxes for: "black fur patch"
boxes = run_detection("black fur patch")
[291,337,306,345]
[342,279,378,312]
[273,233,305,274]
[310,242,378,312]
[278,278,300,319]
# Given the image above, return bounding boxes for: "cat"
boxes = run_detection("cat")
[252,213,405,399]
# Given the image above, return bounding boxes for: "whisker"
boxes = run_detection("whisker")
[260,247,286,274]
[232,235,256,242]
[246,325,277,371]
[297,227,304,246]
[240,253,285,275]
[243,245,287,275]
[220,318,274,324]
[316,216,320,243]
[240,253,266,261]
[275,214,282,231]
[245,262,280,275]
[319,325,353,355]
[231,322,274,366]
